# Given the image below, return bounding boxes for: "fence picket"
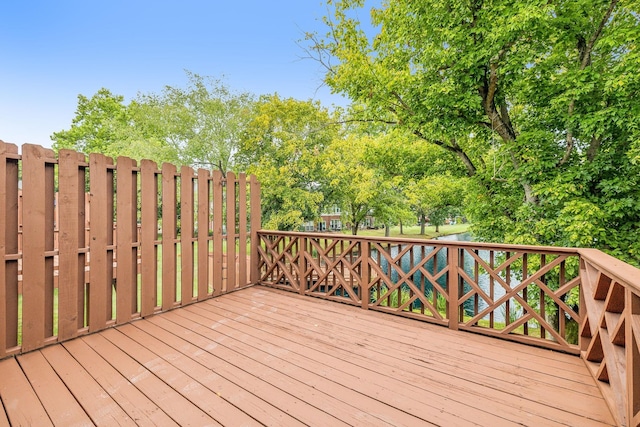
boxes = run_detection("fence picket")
[88,153,114,332]
[140,160,158,317]
[212,170,223,296]
[197,169,210,300]
[161,163,177,310]
[180,166,195,304]
[115,157,139,323]
[57,150,87,340]
[226,172,236,291]
[21,144,56,351]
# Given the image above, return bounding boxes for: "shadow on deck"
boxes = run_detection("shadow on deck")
[0,286,614,426]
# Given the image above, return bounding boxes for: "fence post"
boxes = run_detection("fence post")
[448,246,460,331]
[249,176,261,285]
[628,288,640,424]
[0,141,19,357]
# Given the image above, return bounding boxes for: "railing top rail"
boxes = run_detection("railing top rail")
[257,230,581,255]
[579,248,640,292]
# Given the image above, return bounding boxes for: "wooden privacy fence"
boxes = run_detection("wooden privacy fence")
[0,141,260,359]
[257,230,640,426]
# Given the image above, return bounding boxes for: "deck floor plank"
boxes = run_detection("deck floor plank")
[119,322,308,427]
[144,314,353,426]
[80,333,220,426]
[161,308,441,426]
[0,357,53,426]
[62,338,179,427]
[101,326,259,426]
[200,290,612,426]
[40,344,136,426]
[219,289,612,423]
[18,351,93,426]
[0,285,617,426]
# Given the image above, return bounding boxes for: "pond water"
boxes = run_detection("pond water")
[375,232,510,322]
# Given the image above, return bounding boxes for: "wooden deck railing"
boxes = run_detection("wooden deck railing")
[256,230,640,426]
[0,141,260,359]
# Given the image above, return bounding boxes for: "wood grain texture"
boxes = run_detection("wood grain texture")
[1,286,616,426]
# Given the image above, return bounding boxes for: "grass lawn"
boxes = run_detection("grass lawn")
[353,223,471,239]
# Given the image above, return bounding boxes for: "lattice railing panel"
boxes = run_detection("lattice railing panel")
[456,248,581,352]
[304,237,364,305]
[368,243,450,325]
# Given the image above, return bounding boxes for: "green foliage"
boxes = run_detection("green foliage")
[235,95,336,230]
[313,0,640,265]
[52,72,253,170]
[406,174,468,232]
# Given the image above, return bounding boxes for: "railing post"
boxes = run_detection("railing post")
[249,176,261,285]
[361,240,370,310]
[448,246,459,331]
[628,288,640,424]
[298,236,306,295]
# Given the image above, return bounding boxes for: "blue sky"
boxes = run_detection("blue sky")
[1,1,353,148]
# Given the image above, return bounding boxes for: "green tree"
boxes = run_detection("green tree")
[312,0,640,264]
[322,134,393,235]
[137,71,254,172]
[406,175,467,233]
[236,95,336,230]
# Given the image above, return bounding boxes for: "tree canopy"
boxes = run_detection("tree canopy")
[312,0,640,264]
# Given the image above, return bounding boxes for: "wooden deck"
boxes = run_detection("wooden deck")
[0,286,615,426]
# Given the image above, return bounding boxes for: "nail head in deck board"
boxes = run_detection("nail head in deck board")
[62,338,179,427]
[0,357,53,426]
[18,351,93,425]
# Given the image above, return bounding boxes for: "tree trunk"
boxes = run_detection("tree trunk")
[385,224,390,237]
[420,214,426,235]
[435,224,440,233]
[399,220,404,234]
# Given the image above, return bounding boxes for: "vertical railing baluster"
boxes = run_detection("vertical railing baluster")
[448,246,459,331]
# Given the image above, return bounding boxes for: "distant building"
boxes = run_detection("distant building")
[301,206,375,232]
